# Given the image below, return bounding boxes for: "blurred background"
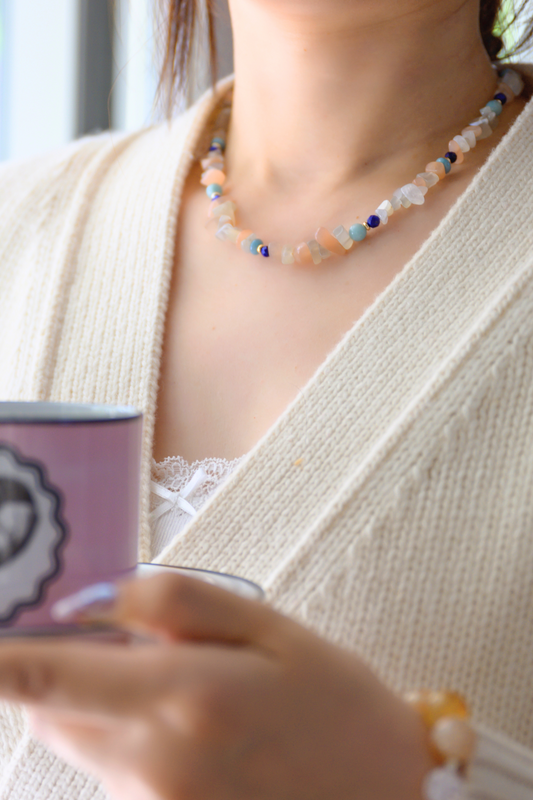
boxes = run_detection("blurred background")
[0,0,530,162]
[0,0,233,161]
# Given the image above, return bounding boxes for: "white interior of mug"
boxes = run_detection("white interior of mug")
[0,402,141,423]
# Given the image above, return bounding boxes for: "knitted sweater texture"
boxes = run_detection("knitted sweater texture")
[0,69,533,797]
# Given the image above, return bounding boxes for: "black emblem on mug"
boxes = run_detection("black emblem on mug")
[0,444,67,624]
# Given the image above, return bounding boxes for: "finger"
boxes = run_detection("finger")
[0,639,186,715]
[55,573,296,650]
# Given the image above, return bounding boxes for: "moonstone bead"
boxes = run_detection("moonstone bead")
[416,171,439,188]
[267,242,283,260]
[401,183,425,205]
[501,67,524,96]
[378,199,393,215]
[216,223,238,243]
[480,106,496,123]
[390,193,402,211]
[463,124,482,139]
[315,226,346,256]
[430,717,477,762]
[392,187,411,208]
[452,134,470,153]
[236,229,253,246]
[496,81,514,103]
[447,142,464,164]
[211,201,236,225]
[332,225,353,249]
[307,239,322,264]
[468,117,492,139]
[281,245,295,264]
[460,128,477,148]
[295,242,313,264]
[318,244,332,259]
[241,233,257,252]
[375,206,389,225]
[423,767,465,800]
[201,156,225,170]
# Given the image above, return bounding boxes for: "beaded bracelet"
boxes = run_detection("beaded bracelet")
[404,689,477,800]
[200,66,524,265]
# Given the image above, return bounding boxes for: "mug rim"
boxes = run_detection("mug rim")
[0,402,142,424]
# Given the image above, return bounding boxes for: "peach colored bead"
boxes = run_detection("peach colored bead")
[431,717,477,763]
[236,229,253,246]
[426,161,446,178]
[447,141,464,164]
[404,690,469,728]
[463,125,482,140]
[295,242,313,264]
[414,176,427,187]
[200,168,226,187]
[315,226,346,256]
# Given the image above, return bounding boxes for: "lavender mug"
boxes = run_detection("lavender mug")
[0,402,142,635]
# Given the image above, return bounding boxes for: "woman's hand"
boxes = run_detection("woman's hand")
[0,574,433,800]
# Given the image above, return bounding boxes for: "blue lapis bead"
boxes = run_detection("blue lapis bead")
[209,145,221,152]
[349,223,367,241]
[211,137,226,151]
[486,99,503,116]
[250,238,263,254]
[437,157,451,174]
[260,245,269,257]
[206,183,223,198]
[494,92,507,105]
[366,214,380,229]
[445,151,457,164]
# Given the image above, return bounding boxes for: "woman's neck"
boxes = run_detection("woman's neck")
[226,0,497,197]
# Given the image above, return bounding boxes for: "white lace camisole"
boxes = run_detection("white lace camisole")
[150,456,244,559]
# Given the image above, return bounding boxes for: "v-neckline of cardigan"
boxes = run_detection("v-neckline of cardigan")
[147,71,533,572]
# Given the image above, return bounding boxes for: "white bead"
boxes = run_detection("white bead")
[213,201,236,225]
[307,240,322,264]
[376,200,393,224]
[332,225,353,250]
[417,171,439,188]
[241,233,257,252]
[281,245,295,264]
[423,767,465,800]
[375,207,388,225]
[479,106,496,123]
[452,134,470,153]
[392,188,411,208]
[401,183,425,205]
[469,117,492,139]
[460,128,477,148]
[501,67,524,96]
[488,114,499,131]
[216,223,238,243]
[318,244,332,259]
[267,242,283,260]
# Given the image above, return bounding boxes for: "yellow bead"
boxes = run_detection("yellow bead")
[404,689,469,728]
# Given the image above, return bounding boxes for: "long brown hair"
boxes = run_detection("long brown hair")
[156,0,533,113]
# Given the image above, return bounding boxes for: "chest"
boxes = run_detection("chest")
[152,166,478,464]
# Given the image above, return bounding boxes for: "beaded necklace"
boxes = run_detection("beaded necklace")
[200,67,524,265]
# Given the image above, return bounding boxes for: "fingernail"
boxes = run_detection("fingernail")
[51,582,118,622]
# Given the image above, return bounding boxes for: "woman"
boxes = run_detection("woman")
[0,0,532,797]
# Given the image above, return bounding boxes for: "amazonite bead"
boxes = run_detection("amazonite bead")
[333,225,353,249]
[487,99,503,115]
[206,183,223,198]
[281,245,295,264]
[349,223,367,241]
[241,233,257,252]
[307,239,322,264]
[436,158,451,175]
[250,238,263,254]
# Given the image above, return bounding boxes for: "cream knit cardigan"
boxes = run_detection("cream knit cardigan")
[0,68,533,798]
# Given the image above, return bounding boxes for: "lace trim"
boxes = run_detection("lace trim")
[150,454,244,515]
